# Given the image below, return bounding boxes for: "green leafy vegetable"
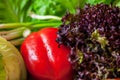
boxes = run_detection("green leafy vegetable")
[86,0,113,5]
[113,0,120,7]
[30,0,80,16]
[0,0,33,23]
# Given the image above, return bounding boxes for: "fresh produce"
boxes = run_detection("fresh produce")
[0,20,61,46]
[0,36,26,80]
[0,0,120,47]
[20,28,73,80]
[0,0,120,80]
[57,4,120,80]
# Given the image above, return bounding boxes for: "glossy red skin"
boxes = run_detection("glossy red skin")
[21,28,73,80]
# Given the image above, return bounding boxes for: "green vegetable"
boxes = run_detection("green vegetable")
[0,36,27,80]
[113,0,120,7]
[0,0,33,23]
[0,0,119,23]
[0,0,80,23]
[91,30,108,49]
[0,20,61,46]
[86,0,120,7]
[86,0,113,5]
[30,0,80,16]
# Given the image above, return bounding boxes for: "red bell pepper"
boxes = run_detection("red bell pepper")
[20,27,73,80]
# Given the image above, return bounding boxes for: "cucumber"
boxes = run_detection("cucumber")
[0,36,27,80]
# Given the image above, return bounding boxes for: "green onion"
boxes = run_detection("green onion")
[0,20,61,46]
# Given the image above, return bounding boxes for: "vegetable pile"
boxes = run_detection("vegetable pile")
[57,4,120,80]
[0,0,120,80]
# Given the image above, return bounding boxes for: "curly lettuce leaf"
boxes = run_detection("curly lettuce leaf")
[30,0,80,16]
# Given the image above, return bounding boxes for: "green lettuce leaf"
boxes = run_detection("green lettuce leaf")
[113,0,120,7]
[86,0,113,5]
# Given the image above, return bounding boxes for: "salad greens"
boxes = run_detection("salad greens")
[0,0,33,23]
[0,0,119,23]
[0,0,120,80]
[86,0,113,5]
[0,0,119,46]
[56,4,120,79]
[0,0,80,23]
